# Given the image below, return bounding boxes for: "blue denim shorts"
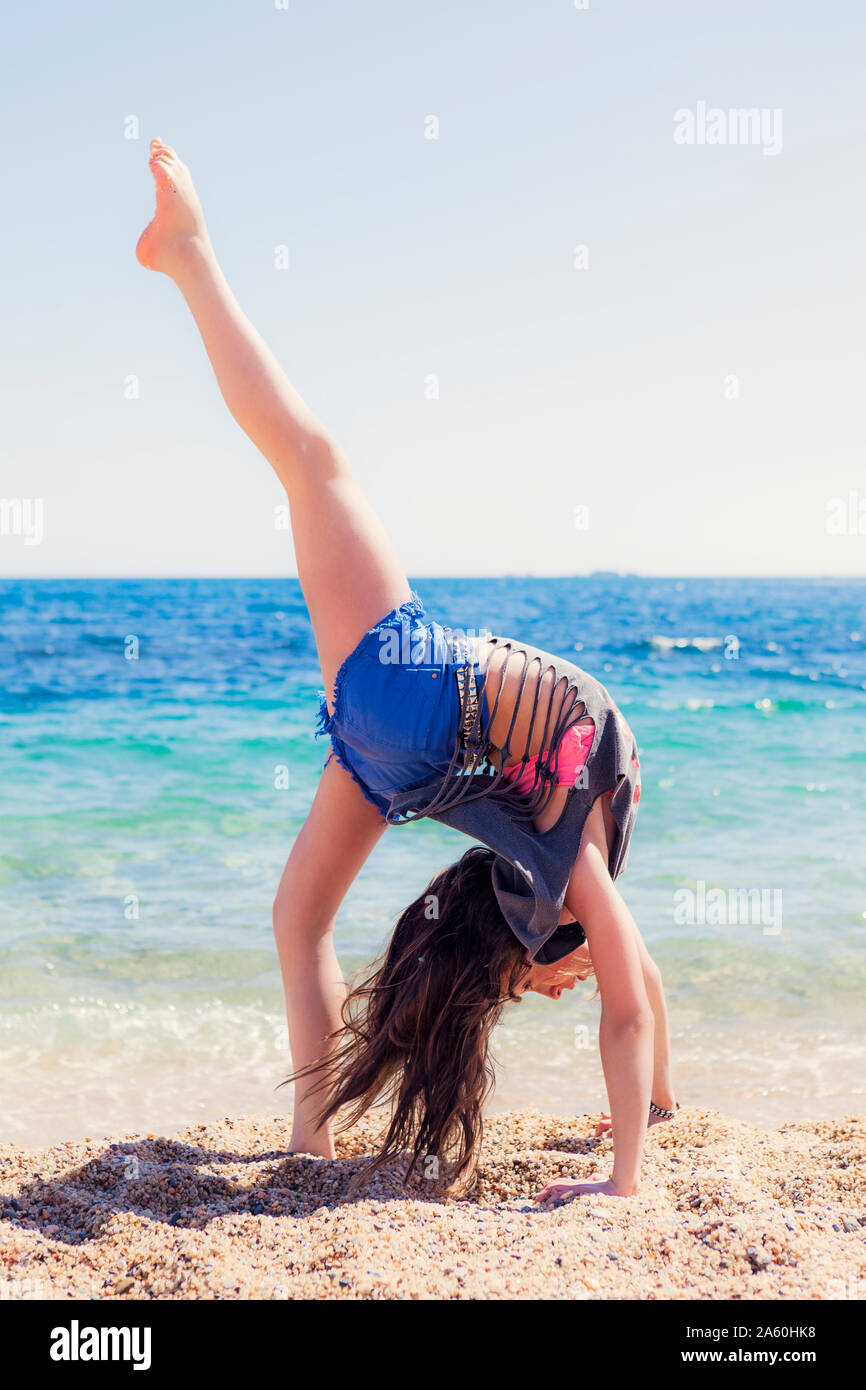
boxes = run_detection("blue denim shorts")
[315,591,491,818]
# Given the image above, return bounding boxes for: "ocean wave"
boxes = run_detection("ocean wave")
[647,635,724,653]
[0,997,289,1077]
[644,694,864,713]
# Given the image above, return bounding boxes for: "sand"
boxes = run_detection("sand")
[1,1107,864,1301]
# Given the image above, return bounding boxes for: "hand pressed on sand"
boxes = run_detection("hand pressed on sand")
[593,1108,675,1139]
[533,1175,635,1204]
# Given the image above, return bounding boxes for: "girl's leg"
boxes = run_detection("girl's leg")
[137,140,399,1151]
[136,139,411,700]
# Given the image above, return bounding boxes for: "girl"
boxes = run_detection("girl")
[136,139,677,1202]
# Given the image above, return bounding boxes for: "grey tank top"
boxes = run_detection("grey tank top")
[384,637,642,965]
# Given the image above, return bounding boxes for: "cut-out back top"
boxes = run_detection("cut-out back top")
[315,593,642,965]
[384,635,642,964]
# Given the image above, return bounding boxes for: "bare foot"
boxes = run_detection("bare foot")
[289,1139,337,1160]
[289,1121,336,1160]
[135,138,211,276]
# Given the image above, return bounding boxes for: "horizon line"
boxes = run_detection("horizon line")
[1,572,864,584]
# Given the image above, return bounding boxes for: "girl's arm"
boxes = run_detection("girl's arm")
[634,935,676,1109]
[273,756,387,1157]
[535,839,654,1201]
[594,927,676,1138]
[576,845,654,1194]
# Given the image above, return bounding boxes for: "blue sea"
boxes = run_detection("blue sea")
[1,576,864,1147]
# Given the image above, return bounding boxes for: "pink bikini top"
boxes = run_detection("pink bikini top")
[500,718,597,798]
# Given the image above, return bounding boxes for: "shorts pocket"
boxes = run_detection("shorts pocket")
[337,629,442,760]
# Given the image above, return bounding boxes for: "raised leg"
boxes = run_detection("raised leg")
[137,140,401,1152]
[136,138,411,699]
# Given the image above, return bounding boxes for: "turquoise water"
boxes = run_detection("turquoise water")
[1,576,864,1146]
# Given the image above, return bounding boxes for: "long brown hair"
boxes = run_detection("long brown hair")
[280,846,530,1196]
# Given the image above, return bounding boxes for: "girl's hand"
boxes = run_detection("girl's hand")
[533,1175,634,1204]
[593,1106,676,1138]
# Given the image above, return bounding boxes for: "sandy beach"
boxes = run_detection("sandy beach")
[1,1106,864,1301]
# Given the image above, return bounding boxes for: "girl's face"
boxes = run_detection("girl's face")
[518,943,594,999]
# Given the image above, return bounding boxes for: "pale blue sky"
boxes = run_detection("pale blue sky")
[1,0,863,576]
